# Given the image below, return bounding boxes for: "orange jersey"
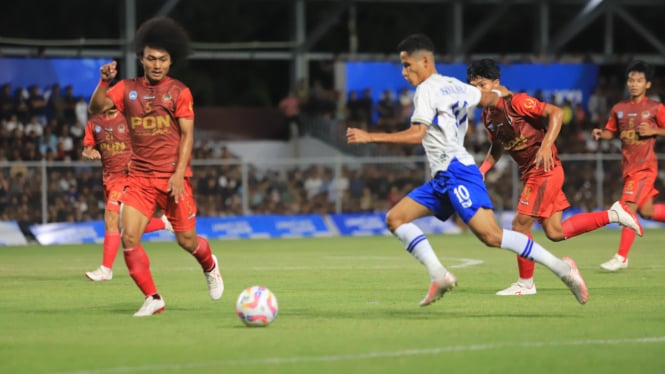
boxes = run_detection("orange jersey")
[605,97,665,178]
[83,110,131,184]
[481,93,561,180]
[106,77,195,178]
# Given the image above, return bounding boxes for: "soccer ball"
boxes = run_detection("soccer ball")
[235,285,279,327]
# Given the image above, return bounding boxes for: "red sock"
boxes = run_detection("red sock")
[101,232,121,269]
[144,217,165,233]
[562,211,610,240]
[191,237,215,272]
[652,204,665,222]
[517,232,535,279]
[617,227,637,259]
[123,244,158,297]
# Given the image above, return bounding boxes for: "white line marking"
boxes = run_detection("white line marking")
[53,336,665,374]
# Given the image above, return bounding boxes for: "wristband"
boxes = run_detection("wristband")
[98,79,110,87]
[491,89,503,98]
[479,160,492,175]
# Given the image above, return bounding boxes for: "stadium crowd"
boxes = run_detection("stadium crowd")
[1,70,664,227]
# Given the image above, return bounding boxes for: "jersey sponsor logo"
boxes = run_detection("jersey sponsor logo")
[100,141,127,156]
[129,90,138,101]
[104,127,113,132]
[130,114,171,135]
[523,98,536,109]
[627,112,637,117]
[143,95,155,100]
[502,134,528,151]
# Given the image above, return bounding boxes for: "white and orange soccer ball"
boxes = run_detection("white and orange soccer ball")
[235,285,279,327]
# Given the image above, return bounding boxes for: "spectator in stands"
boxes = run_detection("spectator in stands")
[0,83,14,120]
[75,96,88,126]
[278,90,301,138]
[14,88,30,124]
[47,83,65,123]
[6,113,24,134]
[376,89,399,130]
[27,85,47,125]
[24,116,44,139]
[588,86,609,127]
[62,85,77,125]
[38,125,58,156]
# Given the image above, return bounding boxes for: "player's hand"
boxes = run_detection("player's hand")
[534,145,554,172]
[82,149,101,160]
[637,123,656,137]
[168,173,186,204]
[346,127,371,144]
[100,61,118,83]
[591,128,603,140]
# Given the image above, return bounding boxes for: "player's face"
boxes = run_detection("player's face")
[400,51,428,87]
[469,77,499,92]
[140,46,172,84]
[626,71,651,99]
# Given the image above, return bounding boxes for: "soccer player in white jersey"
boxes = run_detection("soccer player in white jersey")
[346,33,589,306]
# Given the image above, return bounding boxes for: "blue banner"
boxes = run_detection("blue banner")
[0,57,112,100]
[346,62,599,107]
[0,221,28,246]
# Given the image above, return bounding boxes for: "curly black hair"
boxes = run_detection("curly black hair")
[133,16,190,65]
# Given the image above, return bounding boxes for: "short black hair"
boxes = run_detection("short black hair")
[396,34,435,55]
[134,16,190,65]
[466,59,501,83]
[625,60,654,82]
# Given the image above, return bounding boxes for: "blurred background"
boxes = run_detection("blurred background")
[1,0,664,243]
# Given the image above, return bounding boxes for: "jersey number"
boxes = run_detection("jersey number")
[453,185,472,208]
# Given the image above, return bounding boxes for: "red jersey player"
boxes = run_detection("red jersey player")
[82,108,173,282]
[467,59,642,295]
[88,17,223,316]
[592,60,665,271]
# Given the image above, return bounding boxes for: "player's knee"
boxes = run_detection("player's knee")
[385,211,406,232]
[121,230,141,248]
[476,229,502,248]
[176,232,197,251]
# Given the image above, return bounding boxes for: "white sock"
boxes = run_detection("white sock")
[500,229,569,277]
[394,223,447,280]
[518,277,534,287]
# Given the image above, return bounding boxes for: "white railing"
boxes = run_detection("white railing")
[2,153,663,226]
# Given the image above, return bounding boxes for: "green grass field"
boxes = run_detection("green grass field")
[1,230,664,374]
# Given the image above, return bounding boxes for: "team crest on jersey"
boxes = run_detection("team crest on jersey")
[95,125,102,133]
[162,93,172,101]
[129,90,138,101]
[117,124,126,133]
[642,111,650,118]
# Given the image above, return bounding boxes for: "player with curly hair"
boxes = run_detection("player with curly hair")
[89,17,223,316]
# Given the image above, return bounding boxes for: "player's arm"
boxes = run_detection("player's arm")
[478,85,511,108]
[81,121,101,160]
[89,61,118,115]
[346,122,426,144]
[169,117,194,203]
[637,104,665,137]
[479,141,503,178]
[535,103,563,171]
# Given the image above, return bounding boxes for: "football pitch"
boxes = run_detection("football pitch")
[1,230,664,373]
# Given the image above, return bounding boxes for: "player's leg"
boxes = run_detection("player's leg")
[165,178,223,301]
[495,212,537,296]
[388,183,456,307]
[85,183,123,281]
[121,177,164,316]
[602,174,656,271]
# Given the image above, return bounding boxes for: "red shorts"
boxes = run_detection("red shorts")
[517,165,570,219]
[103,173,129,213]
[122,175,197,232]
[622,171,659,207]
